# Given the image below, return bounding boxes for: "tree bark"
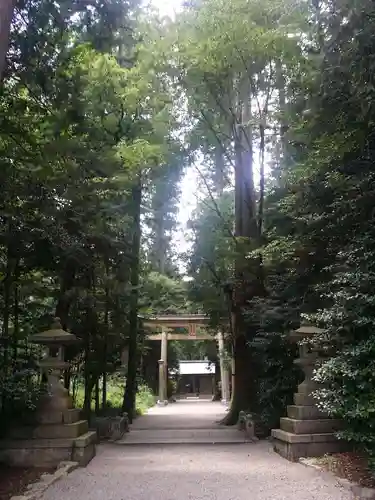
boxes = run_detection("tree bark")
[0,0,15,80]
[122,179,142,422]
[12,273,19,362]
[95,378,100,414]
[102,258,109,410]
[221,75,257,425]
[55,259,76,330]
[83,323,93,419]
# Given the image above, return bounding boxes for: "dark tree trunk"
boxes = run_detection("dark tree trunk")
[0,0,15,80]
[64,369,71,390]
[55,259,76,330]
[83,375,94,419]
[2,230,16,377]
[122,179,142,422]
[95,378,100,414]
[221,77,258,425]
[102,258,109,410]
[12,256,20,363]
[83,325,93,419]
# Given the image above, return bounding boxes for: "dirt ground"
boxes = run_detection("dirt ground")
[0,465,54,500]
[317,452,375,489]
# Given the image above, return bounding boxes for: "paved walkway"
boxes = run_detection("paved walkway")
[40,400,354,500]
[131,398,227,429]
[118,399,248,444]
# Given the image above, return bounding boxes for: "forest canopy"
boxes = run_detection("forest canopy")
[1,0,375,470]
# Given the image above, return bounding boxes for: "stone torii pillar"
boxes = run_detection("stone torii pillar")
[157,328,168,405]
[217,331,230,404]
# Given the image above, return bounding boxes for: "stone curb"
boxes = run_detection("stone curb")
[9,461,79,500]
[299,458,375,499]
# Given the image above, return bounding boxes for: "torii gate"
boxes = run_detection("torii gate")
[144,314,230,405]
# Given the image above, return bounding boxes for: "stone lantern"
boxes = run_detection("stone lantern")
[271,321,345,461]
[0,318,97,467]
[31,318,78,411]
[289,322,323,399]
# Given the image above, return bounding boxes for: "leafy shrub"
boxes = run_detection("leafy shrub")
[0,366,42,435]
[245,294,301,432]
[136,384,155,415]
[72,374,155,416]
[310,242,375,471]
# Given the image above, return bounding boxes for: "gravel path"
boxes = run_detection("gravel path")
[40,400,354,500]
[41,443,353,500]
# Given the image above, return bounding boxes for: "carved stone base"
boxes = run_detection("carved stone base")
[0,431,97,467]
[271,389,345,461]
[272,323,347,462]
[272,429,347,462]
[0,406,96,467]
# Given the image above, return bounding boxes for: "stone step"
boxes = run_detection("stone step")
[74,430,97,447]
[287,405,327,420]
[279,417,343,435]
[117,428,252,445]
[72,431,97,466]
[271,428,346,462]
[8,420,89,440]
[0,430,97,467]
[271,428,339,444]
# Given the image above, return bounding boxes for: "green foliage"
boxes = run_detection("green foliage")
[4,0,375,464]
[73,375,155,416]
[0,0,185,423]
[311,237,375,465]
[188,191,235,324]
[271,0,375,468]
[140,272,188,315]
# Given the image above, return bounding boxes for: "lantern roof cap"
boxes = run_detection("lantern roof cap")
[31,318,78,345]
[295,323,324,335]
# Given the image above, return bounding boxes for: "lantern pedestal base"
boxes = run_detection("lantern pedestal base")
[271,386,346,462]
[272,428,346,462]
[0,407,96,467]
[272,324,347,462]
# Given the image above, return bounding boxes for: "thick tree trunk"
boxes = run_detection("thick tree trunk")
[222,76,257,425]
[83,322,93,419]
[102,258,109,410]
[55,259,76,330]
[122,180,142,422]
[95,378,100,414]
[12,278,19,362]
[83,375,94,419]
[2,230,16,376]
[0,0,15,80]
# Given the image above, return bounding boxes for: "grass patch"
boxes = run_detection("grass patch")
[136,385,156,415]
[72,375,155,416]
